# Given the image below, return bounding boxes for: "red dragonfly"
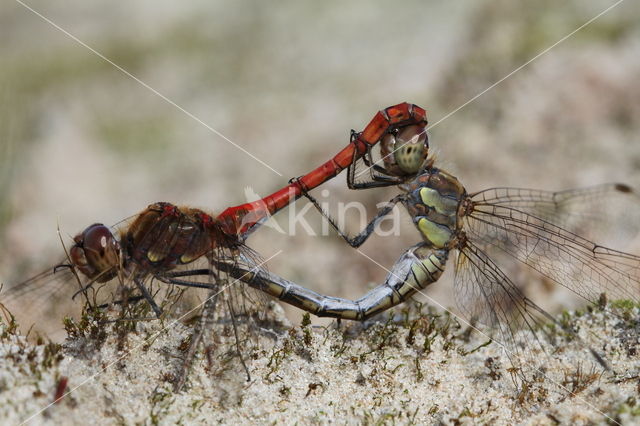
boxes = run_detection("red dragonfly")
[1,103,427,329]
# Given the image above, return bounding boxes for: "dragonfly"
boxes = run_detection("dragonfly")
[1,103,426,319]
[1,104,428,389]
[217,121,640,384]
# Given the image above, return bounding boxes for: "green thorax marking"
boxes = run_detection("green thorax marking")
[417,219,452,248]
[419,187,459,215]
[410,169,465,248]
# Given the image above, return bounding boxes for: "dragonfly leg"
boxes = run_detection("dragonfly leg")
[96,274,213,318]
[226,299,251,381]
[133,276,164,318]
[157,270,252,388]
[301,187,405,248]
[347,160,404,190]
[174,287,220,392]
[217,243,448,321]
[343,131,404,190]
[154,275,216,290]
[161,269,212,278]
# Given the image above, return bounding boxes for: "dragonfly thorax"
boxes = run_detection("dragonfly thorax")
[125,202,220,271]
[403,168,466,249]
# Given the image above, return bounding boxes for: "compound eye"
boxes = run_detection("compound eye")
[83,224,116,254]
[393,125,429,174]
[70,224,120,282]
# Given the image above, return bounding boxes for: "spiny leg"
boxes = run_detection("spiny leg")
[96,291,160,323]
[162,269,212,278]
[174,286,220,392]
[97,294,146,309]
[133,276,164,318]
[165,270,253,388]
[347,132,403,189]
[69,271,164,319]
[347,166,404,189]
[96,273,212,315]
[226,299,251,381]
[301,186,405,248]
[155,275,216,290]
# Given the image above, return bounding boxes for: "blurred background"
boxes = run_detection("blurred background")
[1,0,639,337]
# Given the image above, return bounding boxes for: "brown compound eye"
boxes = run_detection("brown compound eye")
[380,124,429,176]
[69,223,120,282]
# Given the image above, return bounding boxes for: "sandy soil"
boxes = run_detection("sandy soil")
[1,301,639,425]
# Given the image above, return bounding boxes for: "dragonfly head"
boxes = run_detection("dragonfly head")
[380,124,429,177]
[70,223,121,283]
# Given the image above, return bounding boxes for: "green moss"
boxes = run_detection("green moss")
[610,397,640,423]
[41,341,64,369]
[264,329,295,382]
[63,306,108,347]
[610,299,640,311]
[300,313,312,346]
[0,311,19,339]
[330,331,348,357]
[414,358,424,382]
[278,385,291,398]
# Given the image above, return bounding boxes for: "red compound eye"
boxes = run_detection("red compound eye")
[70,224,120,282]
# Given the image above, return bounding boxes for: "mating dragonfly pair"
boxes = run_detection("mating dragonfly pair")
[3,103,640,389]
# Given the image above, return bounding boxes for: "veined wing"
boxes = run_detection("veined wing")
[464,192,640,305]
[454,242,556,365]
[0,262,113,338]
[470,184,640,249]
[2,263,72,301]
[153,241,278,326]
[1,263,80,312]
[453,242,603,381]
[214,242,276,325]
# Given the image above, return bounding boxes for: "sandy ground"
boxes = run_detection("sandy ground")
[1,301,639,425]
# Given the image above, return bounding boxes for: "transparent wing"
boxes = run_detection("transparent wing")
[470,184,640,248]
[1,264,77,324]
[0,261,121,338]
[2,263,73,303]
[1,219,139,333]
[465,188,640,305]
[2,209,281,343]
[155,240,280,326]
[217,242,278,326]
[454,241,597,380]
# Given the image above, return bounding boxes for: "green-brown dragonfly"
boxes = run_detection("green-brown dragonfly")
[217,122,640,382]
